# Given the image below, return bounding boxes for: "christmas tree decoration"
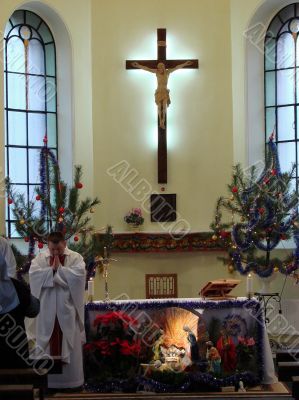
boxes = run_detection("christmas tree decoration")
[5,139,101,278]
[211,136,299,278]
[76,182,83,189]
[74,235,79,242]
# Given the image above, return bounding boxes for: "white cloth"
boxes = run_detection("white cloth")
[29,247,86,388]
[0,254,19,314]
[0,237,17,278]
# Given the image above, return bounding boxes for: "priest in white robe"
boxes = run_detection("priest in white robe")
[29,231,86,389]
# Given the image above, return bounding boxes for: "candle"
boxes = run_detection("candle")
[246,273,253,295]
[104,246,107,258]
[88,279,94,296]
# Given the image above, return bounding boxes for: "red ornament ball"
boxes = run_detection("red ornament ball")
[263,178,270,185]
[271,169,277,176]
[36,195,41,201]
[59,207,65,214]
[76,182,83,189]
[258,207,265,215]
[24,237,29,243]
[8,198,13,205]
[280,234,287,240]
[231,186,238,193]
[43,136,48,144]
[38,242,44,249]
[74,236,79,242]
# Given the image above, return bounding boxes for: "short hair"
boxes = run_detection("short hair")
[47,231,65,244]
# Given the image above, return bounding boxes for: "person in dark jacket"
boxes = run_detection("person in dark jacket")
[0,252,39,369]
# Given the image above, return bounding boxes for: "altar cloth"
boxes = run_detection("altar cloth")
[84,297,277,392]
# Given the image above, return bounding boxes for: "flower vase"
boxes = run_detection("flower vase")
[127,223,142,232]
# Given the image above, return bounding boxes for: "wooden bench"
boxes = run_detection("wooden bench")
[0,384,34,399]
[0,369,47,400]
[276,349,299,363]
[277,361,299,381]
[292,376,299,400]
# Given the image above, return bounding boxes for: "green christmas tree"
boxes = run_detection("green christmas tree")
[5,145,105,279]
[210,136,299,277]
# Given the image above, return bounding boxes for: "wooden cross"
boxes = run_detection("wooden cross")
[126,29,198,184]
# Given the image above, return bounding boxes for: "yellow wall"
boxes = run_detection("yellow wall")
[0,0,298,299]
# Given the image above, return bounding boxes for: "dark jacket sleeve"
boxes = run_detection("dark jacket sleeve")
[11,278,40,318]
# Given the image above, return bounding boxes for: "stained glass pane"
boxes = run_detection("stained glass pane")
[25,11,41,30]
[45,43,55,76]
[10,10,25,27]
[46,77,56,112]
[28,75,45,111]
[265,38,275,70]
[6,37,25,73]
[265,108,275,137]
[7,111,27,145]
[4,21,13,37]
[267,16,281,38]
[8,148,27,183]
[38,22,53,43]
[277,33,295,69]
[28,39,45,75]
[265,71,276,106]
[277,69,295,105]
[277,106,295,141]
[278,5,295,24]
[7,72,26,109]
[28,113,46,146]
[47,113,57,147]
[278,142,296,172]
[28,149,41,184]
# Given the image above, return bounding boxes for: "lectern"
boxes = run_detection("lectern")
[199,279,240,300]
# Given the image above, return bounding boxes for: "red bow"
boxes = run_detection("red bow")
[50,255,66,266]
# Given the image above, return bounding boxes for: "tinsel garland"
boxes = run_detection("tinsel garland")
[39,146,59,219]
[85,298,260,312]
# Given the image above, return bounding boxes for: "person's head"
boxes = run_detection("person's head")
[47,231,66,256]
[157,62,165,74]
[206,341,213,349]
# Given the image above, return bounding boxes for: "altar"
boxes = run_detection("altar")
[84,297,277,393]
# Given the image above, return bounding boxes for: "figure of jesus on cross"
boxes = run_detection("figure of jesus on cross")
[126,29,198,183]
[131,60,193,129]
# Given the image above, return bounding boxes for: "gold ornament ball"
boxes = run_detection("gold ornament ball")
[58,217,64,222]
[230,195,234,201]
[212,234,218,241]
[90,207,95,214]
[240,216,245,222]
[20,219,25,225]
[273,266,279,272]
[228,265,234,273]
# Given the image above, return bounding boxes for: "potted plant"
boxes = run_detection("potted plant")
[124,208,144,230]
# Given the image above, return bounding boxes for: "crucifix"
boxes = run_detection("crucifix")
[126,28,198,184]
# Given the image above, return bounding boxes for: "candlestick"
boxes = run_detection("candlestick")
[104,246,107,258]
[246,273,253,298]
[88,279,94,302]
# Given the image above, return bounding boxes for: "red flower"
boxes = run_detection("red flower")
[119,339,141,356]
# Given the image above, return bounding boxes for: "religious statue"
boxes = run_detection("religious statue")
[183,325,200,362]
[238,380,246,392]
[206,341,221,374]
[131,60,193,129]
[216,328,237,373]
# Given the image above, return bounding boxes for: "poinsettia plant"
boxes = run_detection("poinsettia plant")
[124,208,144,226]
[84,311,141,380]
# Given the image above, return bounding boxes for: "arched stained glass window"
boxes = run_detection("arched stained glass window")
[4,10,57,237]
[264,3,299,192]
